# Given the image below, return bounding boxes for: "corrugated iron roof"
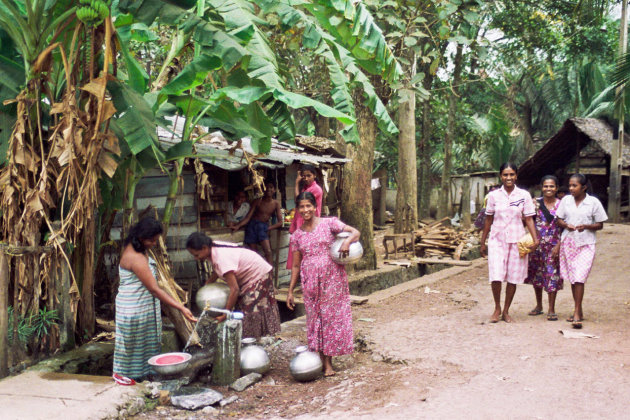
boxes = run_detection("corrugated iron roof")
[157,117,349,171]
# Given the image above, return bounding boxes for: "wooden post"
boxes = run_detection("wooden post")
[0,253,9,378]
[273,229,281,289]
[461,175,471,229]
[609,0,628,222]
[374,168,387,226]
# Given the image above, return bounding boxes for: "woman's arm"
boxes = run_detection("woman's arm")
[575,222,603,232]
[338,224,360,258]
[205,271,219,285]
[480,214,493,257]
[130,255,197,323]
[214,271,240,323]
[556,218,575,231]
[524,215,540,250]
[287,250,302,310]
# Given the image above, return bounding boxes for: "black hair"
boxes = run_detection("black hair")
[558,185,569,194]
[540,175,559,186]
[186,232,239,251]
[124,217,163,253]
[296,191,317,207]
[499,162,518,175]
[299,164,317,175]
[569,173,588,189]
[265,179,276,188]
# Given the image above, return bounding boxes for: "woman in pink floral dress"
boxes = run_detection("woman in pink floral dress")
[287,192,360,377]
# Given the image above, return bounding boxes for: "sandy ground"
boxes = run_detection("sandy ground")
[135,223,630,420]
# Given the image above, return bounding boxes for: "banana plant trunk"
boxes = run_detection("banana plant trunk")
[162,159,184,236]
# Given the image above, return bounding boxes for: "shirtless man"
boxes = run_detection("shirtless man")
[232,181,283,264]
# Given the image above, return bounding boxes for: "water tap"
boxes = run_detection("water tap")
[209,307,244,320]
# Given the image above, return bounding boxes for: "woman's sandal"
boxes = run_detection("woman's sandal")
[572,320,583,329]
[528,308,544,316]
[547,313,558,321]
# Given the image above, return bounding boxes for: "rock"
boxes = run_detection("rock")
[158,390,171,406]
[371,354,383,362]
[161,329,180,354]
[117,409,127,419]
[159,377,190,392]
[220,395,238,407]
[127,397,145,416]
[170,386,224,410]
[201,406,219,415]
[229,372,262,392]
[259,336,276,347]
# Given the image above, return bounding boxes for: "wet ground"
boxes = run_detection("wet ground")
[133,223,630,419]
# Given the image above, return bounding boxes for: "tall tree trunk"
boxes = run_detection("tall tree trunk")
[520,98,535,155]
[418,72,434,219]
[394,87,418,233]
[438,44,464,219]
[340,94,378,270]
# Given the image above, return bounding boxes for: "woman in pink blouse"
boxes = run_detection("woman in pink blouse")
[186,232,281,339]
[287,165,323,269]
[480,163,539,323]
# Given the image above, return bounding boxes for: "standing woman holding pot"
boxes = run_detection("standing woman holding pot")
[186,232,281,339]
[287,192,360,377]
[113,217,197,383]
[480,163,539,323]
[555,173,607,329]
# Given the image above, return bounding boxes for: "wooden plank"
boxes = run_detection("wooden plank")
[454,242,465,260]
[412,257,471,266]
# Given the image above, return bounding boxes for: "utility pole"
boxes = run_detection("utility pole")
[609,0,628,222]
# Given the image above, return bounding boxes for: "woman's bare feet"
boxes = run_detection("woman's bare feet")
[322,354,335,377]
[502,312,514,323]
[490,309,501,323]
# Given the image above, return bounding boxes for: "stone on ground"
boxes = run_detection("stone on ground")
[229,372,262,392]
[170,386,223,410]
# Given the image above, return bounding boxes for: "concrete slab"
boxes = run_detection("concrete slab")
[0,371,143,420]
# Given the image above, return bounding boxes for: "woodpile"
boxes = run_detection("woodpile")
[415,217,469,260]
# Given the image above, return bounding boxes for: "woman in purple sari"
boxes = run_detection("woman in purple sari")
[525,175,563,321]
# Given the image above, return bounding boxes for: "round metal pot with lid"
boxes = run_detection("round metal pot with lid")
[289,346,322,382]
[329,232,363,264]
[195,282,230,315]
[240,338,271,375]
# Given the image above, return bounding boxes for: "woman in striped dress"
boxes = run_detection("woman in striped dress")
[113,217,197,382]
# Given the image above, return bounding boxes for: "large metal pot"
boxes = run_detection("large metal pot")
[329,232,363,264]
[148,352,192,376]
[195,282,230,315]
[240,338,270,375]
[289,346,322,382]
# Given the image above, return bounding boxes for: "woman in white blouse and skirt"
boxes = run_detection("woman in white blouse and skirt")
[555,174,607,329]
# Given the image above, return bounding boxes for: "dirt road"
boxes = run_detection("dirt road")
[138,223,630,420]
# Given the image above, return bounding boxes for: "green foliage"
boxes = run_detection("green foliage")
[7,306,59,346]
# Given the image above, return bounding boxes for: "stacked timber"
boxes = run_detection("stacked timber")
[414,217,468,260]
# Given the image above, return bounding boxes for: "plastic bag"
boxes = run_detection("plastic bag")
[517,233,534,257]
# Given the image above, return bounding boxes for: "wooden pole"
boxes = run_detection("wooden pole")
[609,0,628,222]
[0,253,9,378]
[273,229,281,289]
[461,175,471,229]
